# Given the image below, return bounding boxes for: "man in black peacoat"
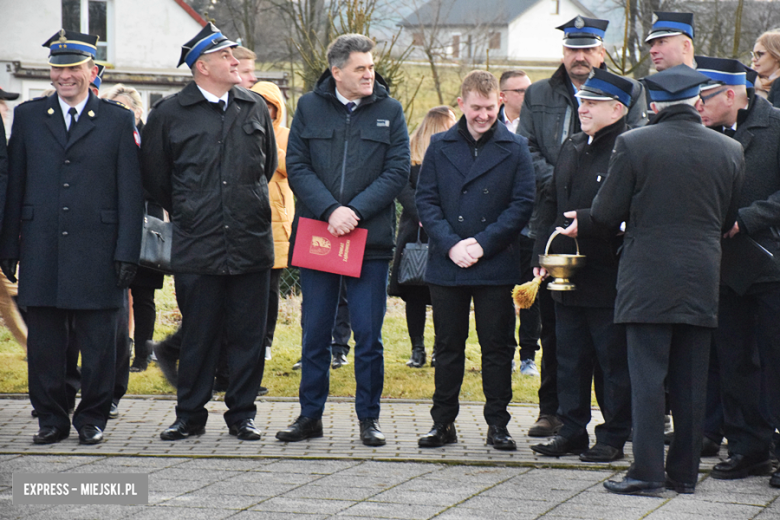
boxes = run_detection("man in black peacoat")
[695,56,780,484]
[592,66,744,495]
[0,30,143,445]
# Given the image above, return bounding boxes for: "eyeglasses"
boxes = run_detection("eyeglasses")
[752,50,767,60]
[699,87,727,105]
[502,89,527,94]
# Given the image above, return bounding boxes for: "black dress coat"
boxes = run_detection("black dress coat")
[590,105,745,328]
[141,82,277,275]
[533,118,628,308]
[388,164,430,300]
[719,94,780,291]
[416,121,535,286]
[0,92,143,309]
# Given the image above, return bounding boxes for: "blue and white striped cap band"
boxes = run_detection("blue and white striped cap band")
[646,12,694,42]
[43,29,99,67]
[576,78,632,106]
[179,23,237,68]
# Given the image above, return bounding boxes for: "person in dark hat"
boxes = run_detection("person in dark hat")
[589,65,744,495]
[141,22,277,442]
[89,63,105,95]
[647,12,696,73]
[694,56,780,486]
[530,68,634,463]
[0,28,143,446]
[518,15,647,439]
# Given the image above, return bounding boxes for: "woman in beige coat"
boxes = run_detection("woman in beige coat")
[251,81,294,361]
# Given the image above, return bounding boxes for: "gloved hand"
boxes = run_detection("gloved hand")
[115,261,137,288]
[0,259,19,283]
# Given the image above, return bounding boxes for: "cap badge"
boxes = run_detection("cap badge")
[574,16,585,29]
[57,29,67,44]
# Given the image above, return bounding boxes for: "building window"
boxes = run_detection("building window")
[412,32,424,46]
[61,0,110,61]
[451,34,460,58]
[489,32,501,49]
[551,0,559,15]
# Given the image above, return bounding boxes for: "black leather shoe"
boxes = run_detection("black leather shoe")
[770,468,780,488]
[604,477,665,496]
[78,424,103,445]
[160,418,206,441]
[418,423,457,447]
[152,340,178,388]
[229,418,262,440]
[33,426,69,445]
[257,386,269,396]
[528,414,563,437]
[332,352,349,369]
[701,436,721,457]
[406,348,426,368]
[531,434,588,457]
[360,418,386,446]
[665,476,695,494]
[276,416,323,442]
[487,425,517,451]
[580,442,624,462]
[292,359,302,370]
[711,454,773,480]
[108,402,119,419]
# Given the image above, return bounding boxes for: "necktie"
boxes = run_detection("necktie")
[212,100,225,112]
[723,127,736,138]
[67,107,79,137]
[346,102,356,113]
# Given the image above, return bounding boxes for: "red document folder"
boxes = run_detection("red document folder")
[291,217,367,277]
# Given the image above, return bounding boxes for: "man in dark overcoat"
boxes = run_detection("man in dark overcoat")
[518,16,647,438]
[530,69,633,463]
[141,23,277,441]
[694,57,780,484]
[0,30,143,445]
[415,71,535,450]
[592,65,744,495]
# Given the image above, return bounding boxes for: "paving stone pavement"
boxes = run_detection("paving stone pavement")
[1,396,779,519]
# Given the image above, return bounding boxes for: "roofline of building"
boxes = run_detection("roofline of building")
[173,0,208,27]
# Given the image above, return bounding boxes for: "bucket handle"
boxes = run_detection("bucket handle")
[544,228,581,256]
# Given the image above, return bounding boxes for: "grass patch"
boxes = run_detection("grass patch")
[0,276,544,404]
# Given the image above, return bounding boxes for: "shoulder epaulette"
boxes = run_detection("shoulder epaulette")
[101,98,131,111]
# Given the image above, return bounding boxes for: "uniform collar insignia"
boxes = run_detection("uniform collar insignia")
[87,110,95,117]
[47,108,54,115]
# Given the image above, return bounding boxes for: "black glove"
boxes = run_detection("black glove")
[0,259,18,283]
[115,261,137,288]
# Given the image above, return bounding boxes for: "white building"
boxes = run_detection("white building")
[0,0,213,119]
[400,0,596,64]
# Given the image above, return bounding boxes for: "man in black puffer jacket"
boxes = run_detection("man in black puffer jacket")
[279,34,410,447]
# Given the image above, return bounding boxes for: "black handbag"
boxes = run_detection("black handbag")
[397,228,428,285]
[139,204,173,274]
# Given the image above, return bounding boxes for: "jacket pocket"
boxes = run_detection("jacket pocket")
[300,128,335,173]
[361,127,391,144]
[243,120,266,136]
[101,210,118,224]
[21,206,33,221]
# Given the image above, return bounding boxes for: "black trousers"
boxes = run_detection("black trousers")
[263,268,282,349]
[538,285,558,416]
[331,277,351,356]
[703,337,724,443]
[715,284,780,458]
[27,306,119,432]
[626,323,710,485]
[555,303,631,448]
[429,284,515,427]
[174,271,269,428]
[517,235,541,362]
[130,285,157,360]
[113,291,130,403]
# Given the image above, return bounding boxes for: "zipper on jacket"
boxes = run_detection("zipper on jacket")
[339,110,351,202]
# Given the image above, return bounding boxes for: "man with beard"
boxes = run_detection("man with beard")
[518,15,647,438]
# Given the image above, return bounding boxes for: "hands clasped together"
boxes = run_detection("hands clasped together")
[449,237,483,269]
